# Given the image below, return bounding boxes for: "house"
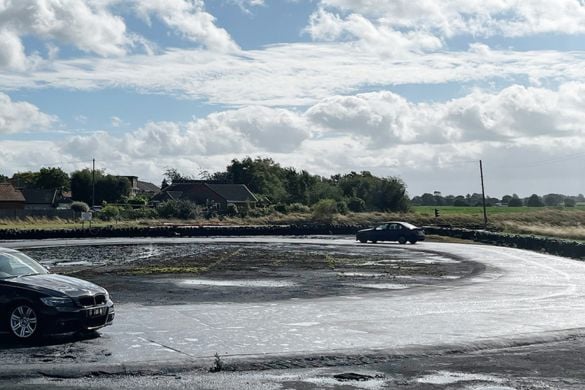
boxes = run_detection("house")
[120,176,139,197]
[152,181,257,211]
[119,176,160,197]
[21,188,60,210]
[136,180,160,197]
[0,183,25,210]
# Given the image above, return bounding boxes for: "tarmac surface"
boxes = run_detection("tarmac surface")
[1,237,585,389]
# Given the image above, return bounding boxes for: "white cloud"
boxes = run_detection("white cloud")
[227,0,265,14]
[317,0,585,38]
[61,106,310,161]
[0,83,564,196]
[306,9,442,54]
[0,0,239,69]
[3,85,584,196]
[0,93,56,133]
[307,85,585,146]
[0,0,128,68]
[1,43,585,107]
[133,0,239,52]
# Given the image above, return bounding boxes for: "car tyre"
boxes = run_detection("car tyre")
[9,303,40,340]
[398,236,407,244]
[409,239,417,245]
[371,240,377,244]
[359,239,367,243]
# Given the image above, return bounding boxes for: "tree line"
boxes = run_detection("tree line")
[166,157,409,212]
[1,158,410,213]
[411,192,583,207]
[2,159,581,213]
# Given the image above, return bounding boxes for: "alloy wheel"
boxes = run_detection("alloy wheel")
[10,305,38,339]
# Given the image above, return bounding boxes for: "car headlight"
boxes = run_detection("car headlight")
[40,296,75,307]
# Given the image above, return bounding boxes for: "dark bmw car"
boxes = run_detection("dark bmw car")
[0,247,114,340]
[356,221,425,244]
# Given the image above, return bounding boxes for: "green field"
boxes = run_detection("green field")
[413,205,585,215]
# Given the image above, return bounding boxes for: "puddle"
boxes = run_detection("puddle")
[337,272,387,278]
[354,283,415,290]
[54,261,95,266]
[417,371,503,385]
[177,279,297,288]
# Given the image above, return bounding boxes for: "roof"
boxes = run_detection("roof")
[137,180,160,193]
[151,182,257,204]
[21,188,58,204]
[166,191,183,200]
[0,183,25,202]
[206,184,258,203]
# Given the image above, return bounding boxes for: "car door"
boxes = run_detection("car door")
[385,223,401,241]
[372,224,387,241]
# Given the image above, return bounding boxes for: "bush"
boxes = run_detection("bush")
[156,200,199,219]
[226,203,239,216]
[246,207,271,218]
[287,203,311,213]
[99,205,121,221]
[128,197,147,206]
[347,197,366,212]
[336,200,349,215]
[121,207,158,219]
[273,203,288,214]
[312,199,338,222]
[564,198,576,207]
[71,201,90,213]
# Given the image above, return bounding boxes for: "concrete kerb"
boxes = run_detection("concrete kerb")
[3,328,585,379]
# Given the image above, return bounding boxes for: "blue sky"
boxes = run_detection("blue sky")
[1,0,585,197]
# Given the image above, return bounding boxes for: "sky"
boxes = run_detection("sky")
[1,0,585,198]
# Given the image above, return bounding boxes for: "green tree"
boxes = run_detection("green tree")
[564,198,576,207]
[453,196,468,207]
[543,193,564,207]
[11,171,38,188]
[71,169,97,204]
[312,199,338,222]
[225,157,287,203]
[163,168,193,184]
[71,169,130,205]
[370,177,409,212]
[36,167,70,190]
[526,194,544,207]
[508,194,523,207]
[95,176,131,203]
[347,197,366,212]
[420,193,436,206]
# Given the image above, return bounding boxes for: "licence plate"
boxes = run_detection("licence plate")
[88,307,106,317]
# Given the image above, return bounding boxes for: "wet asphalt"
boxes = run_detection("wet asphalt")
[1,237,585,389]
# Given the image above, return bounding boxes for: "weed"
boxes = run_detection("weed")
[209,352,223,372]
[324,254,337,269]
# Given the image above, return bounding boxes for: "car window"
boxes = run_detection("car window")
[0,252,48,279]
[388,224,399,230]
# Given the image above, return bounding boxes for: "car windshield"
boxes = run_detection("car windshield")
[0,251,48,279]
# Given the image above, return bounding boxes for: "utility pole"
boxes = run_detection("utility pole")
[479,160,488,228]
[92,158,95,209]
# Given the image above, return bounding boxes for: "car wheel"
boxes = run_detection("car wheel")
[371,240,377,244]
[359,239,367,243]
[409,239,417,245]
[398,236,407,244]
[9,303,40,340]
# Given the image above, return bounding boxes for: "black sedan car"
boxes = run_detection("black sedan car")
[356,221,425,244]
[0,248,114,340]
